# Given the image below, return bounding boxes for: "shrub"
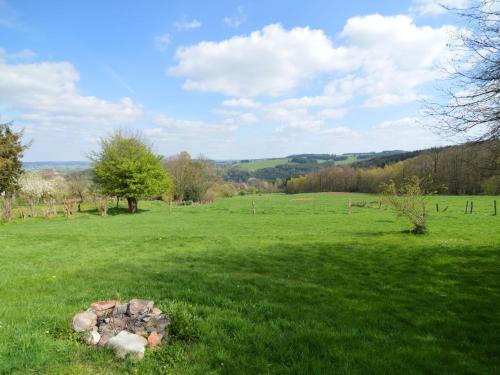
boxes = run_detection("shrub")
[382,176,428,234]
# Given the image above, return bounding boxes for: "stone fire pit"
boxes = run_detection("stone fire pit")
[71,299,170,360]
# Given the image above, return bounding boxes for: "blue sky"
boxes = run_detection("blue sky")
[0,0,469,161]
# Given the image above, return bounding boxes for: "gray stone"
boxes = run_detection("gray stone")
[107,330,148,360]
[98,333,114,346]
[91,300,119,317]
[84,328,101,345]
[151,307,162,316]
[130,325,147,337]
[127,299,154,316]
[114,303,128,315]
[155,317,170,334]
[72,310,97,332]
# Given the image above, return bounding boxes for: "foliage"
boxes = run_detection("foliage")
[19,173,57,200]
[165,152,215,202]
[254,162,320,181]
[65,170,91,211]
[90,131,171,213]
[286,141,500,195]
[382,177,428,234]
[0,122,30,196]
[224,167,250,182]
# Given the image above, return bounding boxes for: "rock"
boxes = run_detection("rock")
[107,316,129,334]
[130,325,147,337]
[127,299,154,316]
[91,300,119,312]
[72,310,97,332]
[151,307,162,316]
[114,303,128,315]
[107,330,148,360]
[98,333,114,346]
[84,328,101,345]
[155,317,170,334]
[147,330,161,349]
[91,300,119,317]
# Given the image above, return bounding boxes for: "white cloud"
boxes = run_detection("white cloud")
[321,126,358,136]
[0,52,143,129]
[264,106,323,130]
[318,109,346,120]
[169,17,456,110]
[238,112,257,124]
[375,117,421,129]
[174,19,201,31]
[146,117,238,159]
[275,95,349,109]
[222,98,261,108]
[0,48,36,61]
[169,23,349,97]
[326,14,457,108]
[155,33,171,52]
[410,0,470,16]
[153,114,237,134]
[223,7,246,28]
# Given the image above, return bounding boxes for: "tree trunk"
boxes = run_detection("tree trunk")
[127,197,138,213]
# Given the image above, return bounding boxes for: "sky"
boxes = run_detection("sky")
[0,0,471,161]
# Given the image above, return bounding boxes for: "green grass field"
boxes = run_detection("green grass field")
[0,193,499,374]
[333,155,358,165]
[232,158,290,171]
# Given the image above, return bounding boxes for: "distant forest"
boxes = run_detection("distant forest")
[285,141,500,195]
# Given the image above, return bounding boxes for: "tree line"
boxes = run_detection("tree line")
[0,126,280,221]
[286,141,500,195]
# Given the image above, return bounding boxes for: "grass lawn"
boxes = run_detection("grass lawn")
[0,193,499,374]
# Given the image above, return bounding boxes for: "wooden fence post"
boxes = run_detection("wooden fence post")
[494,200,497,216]
[436,203,439,212]
[470,201,473,214]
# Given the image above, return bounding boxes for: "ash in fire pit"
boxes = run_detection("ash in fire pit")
[72,299,169,360]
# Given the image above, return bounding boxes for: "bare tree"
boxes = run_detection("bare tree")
[65,170,90,212]
[164,152,215,202]
[429,0,499,141]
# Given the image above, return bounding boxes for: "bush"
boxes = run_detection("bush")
[482,176,500,195]
[382,176,428,234]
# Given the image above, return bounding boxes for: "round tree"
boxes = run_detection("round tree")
[0,122,30,197]
[90,131,171,213]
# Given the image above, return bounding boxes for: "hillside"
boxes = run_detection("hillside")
[222,150,412,182]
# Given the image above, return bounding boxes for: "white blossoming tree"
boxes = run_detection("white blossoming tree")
[19,173,57,217]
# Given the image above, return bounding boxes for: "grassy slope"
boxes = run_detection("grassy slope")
[332,155,358,165]
[232,158,290,171]
[0,193,499,374]
[232,155,358,171]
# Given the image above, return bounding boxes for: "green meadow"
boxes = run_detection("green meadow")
[0,193,499,374]
[232,158,290,171]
